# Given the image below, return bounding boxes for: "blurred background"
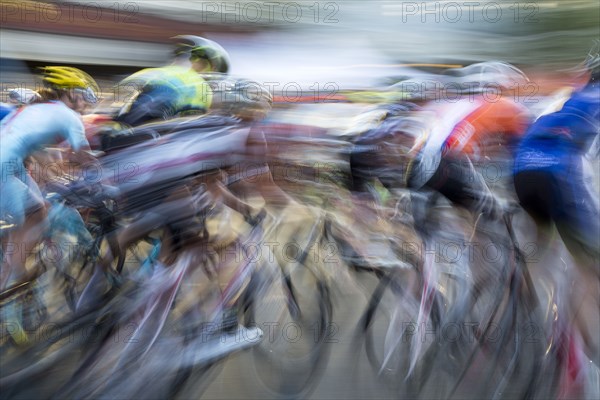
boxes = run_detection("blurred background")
[2,0,599,97]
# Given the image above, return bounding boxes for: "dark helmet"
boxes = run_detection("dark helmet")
[173,35,230,75]
[212,79,272,120]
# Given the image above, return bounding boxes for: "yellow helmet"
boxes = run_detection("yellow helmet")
[40,66,100,103]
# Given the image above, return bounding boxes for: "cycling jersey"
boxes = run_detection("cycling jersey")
[116,65,213,126]
[409,96,530,188]
[513,83,600,261]
[443,96,530,155]
[1,101,89,225]
[514,85,599,174]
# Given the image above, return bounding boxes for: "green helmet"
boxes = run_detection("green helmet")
[173,35,230,75]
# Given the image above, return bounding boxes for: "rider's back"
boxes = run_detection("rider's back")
[515,84,600,173]
[1,101,87,159]
[117,65,212,126]
[445,96,530,155]
[420,95,530,157]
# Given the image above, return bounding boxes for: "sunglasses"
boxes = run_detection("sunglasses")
[73,87,98,104]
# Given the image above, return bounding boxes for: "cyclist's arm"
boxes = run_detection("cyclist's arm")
[61,110,98,172]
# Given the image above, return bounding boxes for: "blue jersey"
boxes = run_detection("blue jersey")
[0,103,15,121]
[515,84,599,174]
[0,101,88,225]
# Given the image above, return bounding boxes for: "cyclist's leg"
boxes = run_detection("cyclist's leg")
[0,173,47,345]
[516,165,600,365]
[421,154,501,222]
[349,143,379,193]
[209,178,256,218]
[551,159,600,366]
[569,265,600,367]
[242,127,297,210]
[114,183,214,269]
[114,212,165,258]
[553,157,600,271]
[514,169,556,244]
[1,174,47,290]
[518,159,600,268]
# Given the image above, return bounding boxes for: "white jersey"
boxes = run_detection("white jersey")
[410,99,482,188]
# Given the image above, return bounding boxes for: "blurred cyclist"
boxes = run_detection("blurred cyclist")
[1,67,99,286]
[405,62,532,230]
[1,66,99,343]
[514,43,600,368]
[115,35,229,126]
[514,46,599,269]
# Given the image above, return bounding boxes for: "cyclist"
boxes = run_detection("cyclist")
[405,62,532,230]
[514,44,599,369]
[212,78,300,209]
[114,35,229,127]
[1,66,100,345]
[110,81,275,248]
[85,79,276,341]
[514,49,599,269]
[1,66,99,291]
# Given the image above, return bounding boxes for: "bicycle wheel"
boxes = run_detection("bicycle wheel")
[161,253,229,400]
[362,263,450,395]
[0,300,114,399]
[163,309,227,400]
[362,274,411,389]
[244,252,333,398]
